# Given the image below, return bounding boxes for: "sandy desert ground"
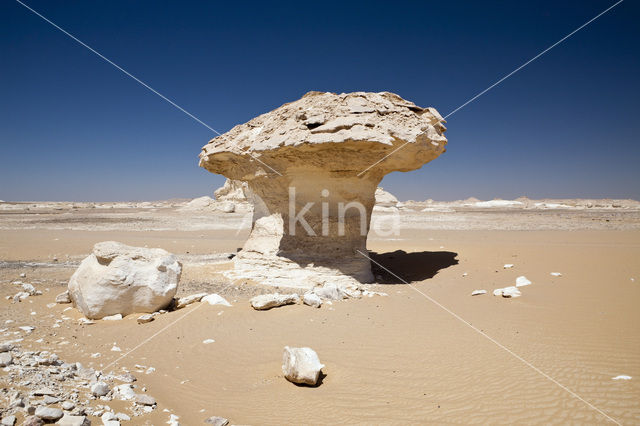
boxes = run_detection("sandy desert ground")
[1,199,639,425]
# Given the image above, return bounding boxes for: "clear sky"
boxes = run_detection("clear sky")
[1,0,638,202]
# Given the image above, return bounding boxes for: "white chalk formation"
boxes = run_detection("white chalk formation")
[199,91,447,289]
[68,241,181,319]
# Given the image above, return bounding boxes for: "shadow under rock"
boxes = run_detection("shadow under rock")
[369,250,458,284]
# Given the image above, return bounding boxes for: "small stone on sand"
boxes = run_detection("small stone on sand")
[612,375,631,380]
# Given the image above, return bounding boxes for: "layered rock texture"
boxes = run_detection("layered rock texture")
[199,91,447,288]
[68,242,181,319]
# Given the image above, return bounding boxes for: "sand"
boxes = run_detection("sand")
[1,203,639,424]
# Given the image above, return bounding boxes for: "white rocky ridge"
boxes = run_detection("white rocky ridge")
[68,241,181,319]
[282,346,325,385]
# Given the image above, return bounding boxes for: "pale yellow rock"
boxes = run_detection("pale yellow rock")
[199,91,447,288]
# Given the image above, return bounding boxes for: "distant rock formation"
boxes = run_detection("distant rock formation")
[214,179,249,203]
[199,91,447,288]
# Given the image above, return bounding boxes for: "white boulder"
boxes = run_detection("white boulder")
[303,292,322,308]
[515,276,532,287]
[250,293,299,310]
[68,242,181,319]
[282,346,325,385]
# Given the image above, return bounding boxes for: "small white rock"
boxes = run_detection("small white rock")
[515,276,532,287]
[504,264,514,269]
[550,272,562,277]
[202,294,232,307]
[612,375,632,380]
[501,286,522,298]
[282,346,324,385]
[91,381,110,397]
[102,314,123,321]
[471,290,487,296]
[302,292,322,308]
[202,339,215,344]
[250,293,299,310]
[137,314,155,324]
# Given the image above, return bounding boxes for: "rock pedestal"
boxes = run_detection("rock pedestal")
[199,91,447,288]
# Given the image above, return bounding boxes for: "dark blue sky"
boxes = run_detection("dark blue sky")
[1,0,638,201]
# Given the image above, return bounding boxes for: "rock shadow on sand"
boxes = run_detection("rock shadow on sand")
[369,250,458,284]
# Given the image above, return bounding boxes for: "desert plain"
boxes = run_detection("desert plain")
[0,196,639,425]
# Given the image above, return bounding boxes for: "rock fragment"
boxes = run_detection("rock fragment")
[174,293,207,309]
[250,293,299,310]
[102,314,123,321]
[471,290,487,296]
[135,393,156,406]
[282,346,325,385]
[34,406,64,421]
[0,416,16,426]
[204,417,229,426]
[56,415,91,426]
[55,291,72,304]
[515,276,532,287]
[137,314,155,324]
[90,381,110,397]
[201,294,232,307]
[302,292,322,308]
[0,352,12,367]
[493,286,522,298]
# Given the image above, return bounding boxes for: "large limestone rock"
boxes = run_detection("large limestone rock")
[68,242,181,319]
[199,91,447,288]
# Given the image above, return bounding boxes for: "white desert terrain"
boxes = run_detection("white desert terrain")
[1,195,639,425]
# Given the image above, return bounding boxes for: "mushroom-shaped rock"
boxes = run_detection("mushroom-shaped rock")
[199,91,447,288]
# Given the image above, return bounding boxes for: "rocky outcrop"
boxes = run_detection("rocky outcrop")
[199,91,447,288]
[68,242,181,319]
